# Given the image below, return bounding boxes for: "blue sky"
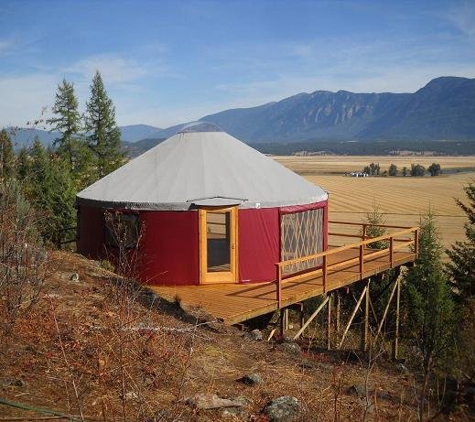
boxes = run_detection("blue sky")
[1,0,474,129]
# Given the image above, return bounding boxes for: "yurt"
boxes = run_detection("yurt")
[76,124,329,285]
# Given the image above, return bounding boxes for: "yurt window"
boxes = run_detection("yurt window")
[104,212,139,249]
[280,208,324,275]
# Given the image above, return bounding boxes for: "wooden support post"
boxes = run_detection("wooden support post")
[361,280,370,352]
[389,236,394,267]
[327,293,332,350]
[275,264,282,310]
[338,285,368,350]
[293,295,330,340]
[280,310,285,338]
[322,255,328,293]
[393,276,401,360]
[359,244,364,278]
[375,277,399,339]
[283,308,289,330]
[335,291,340,334]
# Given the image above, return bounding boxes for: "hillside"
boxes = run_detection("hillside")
[0,251,432,421]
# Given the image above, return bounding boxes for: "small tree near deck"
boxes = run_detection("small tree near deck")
[446,180,475,302]
[363,203,388,249]
[404,211,456,421]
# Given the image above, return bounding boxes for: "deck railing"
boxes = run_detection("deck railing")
[274,222,419,309]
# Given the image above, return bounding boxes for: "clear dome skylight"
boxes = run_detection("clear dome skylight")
[179,121,223,133]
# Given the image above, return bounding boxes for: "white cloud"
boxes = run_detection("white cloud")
[0,74,58,128]
[65,54,148,85]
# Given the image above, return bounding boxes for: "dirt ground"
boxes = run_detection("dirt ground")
[0,251,436,421]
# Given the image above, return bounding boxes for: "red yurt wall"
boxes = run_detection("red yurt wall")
[238,208,280,282]
[78,200,328,286]
[139,211,199,285]
[77,205,105,258]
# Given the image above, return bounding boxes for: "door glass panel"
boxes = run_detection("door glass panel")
[207,211,231,272]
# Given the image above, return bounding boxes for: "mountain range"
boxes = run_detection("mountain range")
[6,76,475,148]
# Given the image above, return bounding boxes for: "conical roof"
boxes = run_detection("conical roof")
[76,130,328,211]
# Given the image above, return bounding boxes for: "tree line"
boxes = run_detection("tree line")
[363,162,442,177]
[0,71,124,246]
[359,190,475,419]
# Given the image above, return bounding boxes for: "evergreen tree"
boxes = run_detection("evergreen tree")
[0,129,15,181]
[446,181,475,301]
[85,71,124,179]
[404,211,456,420]
[363,203,388,249]
[16,146,31,182]
[47,79,82,166]
[27,139,76,246]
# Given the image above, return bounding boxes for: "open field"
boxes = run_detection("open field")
[275,155,475,252]
[276,155,475,175]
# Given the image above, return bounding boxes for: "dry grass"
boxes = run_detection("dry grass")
[276,155,475,251]
[0,252,421,421]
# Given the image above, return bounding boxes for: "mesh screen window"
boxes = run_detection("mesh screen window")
[104,213,139,249]
[280,208,324,276]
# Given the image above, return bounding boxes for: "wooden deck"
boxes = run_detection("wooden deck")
[149,223,418,325]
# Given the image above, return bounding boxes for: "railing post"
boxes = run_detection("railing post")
[389,236,394,267]
[275,264,282,309]
[323,255,327,292]
[359,244,364,278]
[362,223,367,241]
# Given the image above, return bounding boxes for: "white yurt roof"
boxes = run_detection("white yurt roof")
[76,127,328,211]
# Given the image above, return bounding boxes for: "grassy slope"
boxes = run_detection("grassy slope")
[0,251,422,421]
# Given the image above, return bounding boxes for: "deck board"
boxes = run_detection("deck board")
[149,247,416,325]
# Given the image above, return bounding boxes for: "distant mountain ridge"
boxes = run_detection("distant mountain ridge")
[198,76,475,142]
[5,76,475,148]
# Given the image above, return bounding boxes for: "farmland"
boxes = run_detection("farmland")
[276,155,475,251]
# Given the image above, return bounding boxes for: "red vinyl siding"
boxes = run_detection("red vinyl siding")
[238,208,280,283]
[139,211,199,285]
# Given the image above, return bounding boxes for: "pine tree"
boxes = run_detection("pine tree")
[85,71,124,179]
[0,129,15,181]
[47,79,82,166]
[404,211,455,420]
[446,181,475,301]
[47,79,94,190]
[27,139,76,246]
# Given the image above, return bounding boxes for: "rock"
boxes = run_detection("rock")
[347,384,366,398]
[247,329,263,341]
[123,391,138,400]
[299,360,314,369]
[185,393,247,410]
[1,378,26,388]
[147,409,185,422]
[397,363,409,373]
[376,389,392,400]
[263,396,303,422]
[276,342,301,355]
[237,373,263,386]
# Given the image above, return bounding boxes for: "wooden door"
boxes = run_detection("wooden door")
[199,207,237,283]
